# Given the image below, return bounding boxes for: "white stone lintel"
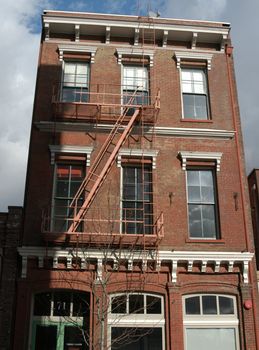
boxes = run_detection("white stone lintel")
[116,48,154,66]
[175,50,213,70]
[117,148,159,169]
[49,145,93,166]
[58,44,97,63]
[178,151,223,171]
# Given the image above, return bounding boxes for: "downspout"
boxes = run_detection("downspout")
[226,44,259,350]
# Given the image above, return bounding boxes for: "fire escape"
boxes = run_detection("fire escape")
[42,17,164,249]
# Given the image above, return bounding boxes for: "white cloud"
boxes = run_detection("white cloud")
[0,1,49,211]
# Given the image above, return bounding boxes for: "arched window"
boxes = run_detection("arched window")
[30,290,90,350]
[108,293,165,350]
[183,294,240,350]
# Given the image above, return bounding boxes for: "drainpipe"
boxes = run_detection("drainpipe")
[226,44,259,350]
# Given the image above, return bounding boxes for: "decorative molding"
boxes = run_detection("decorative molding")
[221,34,228,52]
[134,28,140,46]
[117,148,159,169]
[106,26,111,44]
[191,32,198,49]
[44,23,50,41]
[75,24,80,42]
[18,247,253,283]
[162,30,168,47]
[49,145,93,166]
[58,44,97,62]
[178,151,223,171]
[116,48,154,66]
[175,50,214,70]
[36,122,236,140]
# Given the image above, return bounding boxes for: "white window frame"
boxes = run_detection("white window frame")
[186,168,219,239]
[107,293,165,350]
[61,60,90,103]
[183,294,240,350]
[121,65,149,108]
[180,67,209,120]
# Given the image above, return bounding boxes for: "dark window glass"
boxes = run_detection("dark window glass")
[53,291,71,316]
[34,292,51,316]
[202,295,217,314]
[122,165,153,234]
[64,326,87,350]
[53,164,84,232]
[111,327,162,350]
[187,170,218,239]
[219,296,234,315]
[185,296,201,315]
[129,294,144,314]
[111,295,127,314]
[73,292,90,317]
[146,295,161,314]
[35,325,57,350]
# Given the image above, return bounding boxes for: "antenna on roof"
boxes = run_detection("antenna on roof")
[148,10,161,18]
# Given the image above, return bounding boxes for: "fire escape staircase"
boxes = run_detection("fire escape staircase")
[67,91,142,233]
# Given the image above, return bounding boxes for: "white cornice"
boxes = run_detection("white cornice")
[178,151,223,171]
[58,44,97,62]
[35,122,235,140]
[116,48,154,66]
[49,145,93,165]
[18,246,253,284]
[175,50,214,70]
[117,148,159,168]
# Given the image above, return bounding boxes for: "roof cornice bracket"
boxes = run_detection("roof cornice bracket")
[106,26,111,44]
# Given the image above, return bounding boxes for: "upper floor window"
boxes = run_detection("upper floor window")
[62,61,90,103]
[52,163,85,232]
[181,68,209,120]
[183,295,239,350]
[123,66,149,107]
[187,169,218,239]
[122,163,153,234]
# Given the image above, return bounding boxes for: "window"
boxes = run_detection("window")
[31,291,90,350]
[122,164,153,234]
[123,66,149,108]
[181,68,209,120]
[183,295,239,350]
[108,293,165,350]
[52,164,84,232]
[62,62,90,102]
[187,169,218,239]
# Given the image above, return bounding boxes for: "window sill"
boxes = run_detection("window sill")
[185,238,225,244]
[181,119,213,123]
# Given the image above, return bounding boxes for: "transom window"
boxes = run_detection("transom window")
[183,295,239,350]
[122,164,153,234]
[181,68,209,120]
[187,169,218,239]
[62,61,90,102]
[123,66,149,108]
[108,293,165,350]
[31,291,90,350]
[52,164,84,232]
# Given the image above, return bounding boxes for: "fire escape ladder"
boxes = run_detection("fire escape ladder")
[67,95,142,233]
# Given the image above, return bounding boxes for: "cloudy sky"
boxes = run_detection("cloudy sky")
[0,0,258,211]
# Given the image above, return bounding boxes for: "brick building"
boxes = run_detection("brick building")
[0,207,23,350]
[13,10,259,350]
[248,169,259,270]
